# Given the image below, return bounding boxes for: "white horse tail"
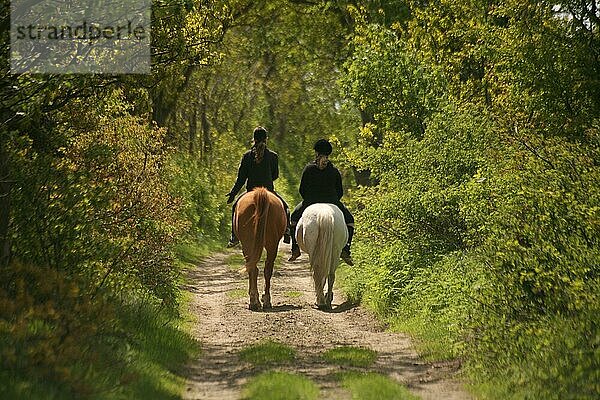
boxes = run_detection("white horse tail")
[311,211,334,294]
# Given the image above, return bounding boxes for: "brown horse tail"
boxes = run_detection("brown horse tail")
[249,188,270,265]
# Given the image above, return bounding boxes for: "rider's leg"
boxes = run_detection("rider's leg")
[288,202,304,261]
[345,224,355,252]
[227,196,241,247]
[338,203,355,266]
[283,207,291,243]
[272,191,291,243]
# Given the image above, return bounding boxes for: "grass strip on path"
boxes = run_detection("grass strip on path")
[239,340,296,366]
[242,371,319,400]
[338,372,420,400]
[284,290,303,299]
[322,346,377,367]
[226,288,247,299]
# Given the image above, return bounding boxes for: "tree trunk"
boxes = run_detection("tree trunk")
[352,109,377,187]
[200,96,211,156]
[188,108,197,155]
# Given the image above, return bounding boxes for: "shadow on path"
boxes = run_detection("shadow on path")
[263,304,304,313]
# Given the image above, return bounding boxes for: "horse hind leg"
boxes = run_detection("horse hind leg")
[261,250,276,310]
[247,264,261,311]
[325,286,333,309]
[326,270,336,309]
[260,293,271,310]
[314,271,328,310]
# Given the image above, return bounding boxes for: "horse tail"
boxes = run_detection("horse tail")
[249,188,270,265]
[311,210,334,293]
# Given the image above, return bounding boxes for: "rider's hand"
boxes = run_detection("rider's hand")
[226,193,235,204]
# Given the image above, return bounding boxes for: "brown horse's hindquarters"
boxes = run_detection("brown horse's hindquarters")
[234,189,286,263]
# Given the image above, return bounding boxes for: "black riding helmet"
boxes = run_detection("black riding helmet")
[314,139,332,156]
[253,126,268,143]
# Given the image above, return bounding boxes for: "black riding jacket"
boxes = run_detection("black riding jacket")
[299,161,343,204]
[229,148,279,196]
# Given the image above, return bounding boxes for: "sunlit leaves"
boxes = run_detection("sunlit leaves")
[341,1,600,397]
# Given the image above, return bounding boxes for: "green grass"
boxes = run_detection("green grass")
[0,299,200,400]
[176,240,219,267]
[338,372,419,400]
[388,316,457,362]
[227,288,248,299]
[117,298,200,398]
[239,341,296,366]
[322,346,377,367]
[284,291,303,298]
[242,371,319,400]
[0,373,73,400]
[275,252,285,267]
[0,241,205,400]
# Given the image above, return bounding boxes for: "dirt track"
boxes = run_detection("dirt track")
[182,245,472,400]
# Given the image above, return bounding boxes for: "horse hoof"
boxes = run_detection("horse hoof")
[261,294,272,310]
[316,303,331,311]
[249,302,261,311]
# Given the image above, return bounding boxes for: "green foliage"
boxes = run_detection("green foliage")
[322,346,377,368]
[113,299,200,400]
[167,152,231,243]
[239,340,296,366]
[0,0,237,397]
[340,2,600,398]
[0,260,199,399]
[341,22,443,139]
[242,371,319,400]
[10,92,186,307]
[338,372,419,400]
[175,241,216,267]
[3,0,598,398]
[0,260,115,398]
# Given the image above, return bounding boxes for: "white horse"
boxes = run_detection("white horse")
[296,203,348,310]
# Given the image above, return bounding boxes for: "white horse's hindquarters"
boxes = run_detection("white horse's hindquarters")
[297,203,348,263]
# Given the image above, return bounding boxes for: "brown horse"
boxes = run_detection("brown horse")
[233,187,287,311]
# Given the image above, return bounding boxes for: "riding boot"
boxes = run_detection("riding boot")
[347,224,354,249]
[341,225,354,266]
[227,205,239,248]
[283,207,291,244]
[227,230,239,248]
[288,223,300,261]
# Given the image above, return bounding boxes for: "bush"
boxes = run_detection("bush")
[0,260,117,398]
[10,94,186,306]
[342,100,600,397]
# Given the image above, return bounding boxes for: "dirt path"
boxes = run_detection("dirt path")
[182,246,472,400]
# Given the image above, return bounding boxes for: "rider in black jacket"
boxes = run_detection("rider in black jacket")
[226,127,290,247]
[288,139,354,266]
